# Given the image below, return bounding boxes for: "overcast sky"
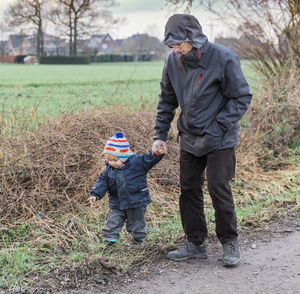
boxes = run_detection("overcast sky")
[0,0,230,41]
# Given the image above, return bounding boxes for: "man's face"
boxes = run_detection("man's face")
[171,41,193,54]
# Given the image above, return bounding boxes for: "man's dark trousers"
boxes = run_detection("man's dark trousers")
[180,148,238,245]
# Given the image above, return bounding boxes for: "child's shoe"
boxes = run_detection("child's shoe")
[103,239,117,248]
[131,239,144,248]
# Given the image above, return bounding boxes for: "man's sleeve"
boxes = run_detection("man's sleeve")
[154,59,179,141]
[215,53,253,131]
[90,167,109,200]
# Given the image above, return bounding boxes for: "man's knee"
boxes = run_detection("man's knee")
[207,177,229,191]
[181,175,205,191]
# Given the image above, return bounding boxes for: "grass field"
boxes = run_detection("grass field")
[0,61,260,136]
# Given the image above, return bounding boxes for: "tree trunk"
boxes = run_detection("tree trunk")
[40,28,44,56]
[68,5,73,56]
[37,30,40,58]
[69,26,73,56]
[69,19,73,56]
[37,5,44,58]
[73,15,78,56]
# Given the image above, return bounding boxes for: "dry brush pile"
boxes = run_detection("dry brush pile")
[237,68,300,170]
[0,110,180,223]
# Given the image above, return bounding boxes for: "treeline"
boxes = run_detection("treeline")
[4,0,119,58]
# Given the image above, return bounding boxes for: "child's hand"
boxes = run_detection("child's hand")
[87,196,97,206]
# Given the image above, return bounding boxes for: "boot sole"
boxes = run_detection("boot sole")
[222,257,240,267]
[167,253,208,262]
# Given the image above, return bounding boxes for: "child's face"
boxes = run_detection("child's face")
[104,154,123,168]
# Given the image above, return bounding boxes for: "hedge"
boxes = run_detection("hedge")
[137,54,151,61]
[40,56,91,64]
[91,54,134,62]
[16,55,27,64]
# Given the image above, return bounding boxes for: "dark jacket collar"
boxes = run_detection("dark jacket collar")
[179,40,208,69]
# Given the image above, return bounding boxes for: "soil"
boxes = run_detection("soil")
[68,216,300,294]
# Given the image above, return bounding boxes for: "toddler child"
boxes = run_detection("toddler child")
[87,131,164,247]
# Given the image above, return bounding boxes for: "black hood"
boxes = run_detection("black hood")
[164,14,208,48]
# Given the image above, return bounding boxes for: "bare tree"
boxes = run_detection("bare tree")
[50,0,119,56]
[165,0,300,78]
[0,21,9,61]
[5,0,47,59]
[145,23,162,40]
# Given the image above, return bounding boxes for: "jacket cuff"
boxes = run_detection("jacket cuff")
[153,133,167,142]
[90,193,100,201]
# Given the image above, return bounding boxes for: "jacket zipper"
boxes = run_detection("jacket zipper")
[178,55,182,70]
[193,73,203,99]
[197,74,202,85]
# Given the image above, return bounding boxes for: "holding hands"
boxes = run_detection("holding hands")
[152,140,168,155]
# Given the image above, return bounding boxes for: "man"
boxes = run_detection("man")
[152,14,252,266]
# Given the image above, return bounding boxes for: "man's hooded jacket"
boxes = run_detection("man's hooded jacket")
[154,14,252,156]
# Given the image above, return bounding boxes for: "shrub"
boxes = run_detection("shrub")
[15,55,27,64]
[137,54,151,61]
[93,54,134,62]
[238,67,300,169]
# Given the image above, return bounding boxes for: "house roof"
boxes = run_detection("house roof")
[91,34,107,38]
[88,34,111,48]
[115,39,125,47]
[129,33,149,41]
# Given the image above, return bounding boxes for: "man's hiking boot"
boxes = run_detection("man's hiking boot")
[167,241,207,261]
[222,240,240,266]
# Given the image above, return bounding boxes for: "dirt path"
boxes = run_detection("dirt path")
[77,218,300,294]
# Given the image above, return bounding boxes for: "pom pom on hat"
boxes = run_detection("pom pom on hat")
[115,132,124,138]
[104,132,132,162]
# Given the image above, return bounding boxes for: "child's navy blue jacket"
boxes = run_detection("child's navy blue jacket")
[90,152,164,210]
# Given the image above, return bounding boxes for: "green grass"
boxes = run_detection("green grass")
[0,61,259,136]
[240,60,263,95]
[0,246,42,290]
[290,136,300,150]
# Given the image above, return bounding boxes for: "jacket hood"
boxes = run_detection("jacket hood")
[164,14,208,48]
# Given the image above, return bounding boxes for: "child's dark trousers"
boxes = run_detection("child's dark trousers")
[102,205,148,242]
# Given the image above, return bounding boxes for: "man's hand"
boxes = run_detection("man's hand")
[87,196,97,206]
[152,140,168,155]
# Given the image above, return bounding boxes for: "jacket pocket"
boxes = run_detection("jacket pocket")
[128,181,147,194]
[192,73,203,99]
[193,133,223,156]
[205,119,224,137]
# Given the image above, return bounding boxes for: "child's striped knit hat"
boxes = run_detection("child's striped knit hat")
[104,132,132,162]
